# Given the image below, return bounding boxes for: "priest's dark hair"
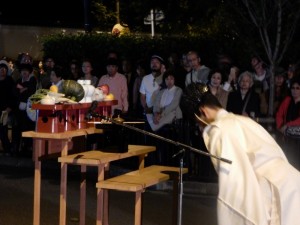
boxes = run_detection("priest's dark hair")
[198,92,222,109]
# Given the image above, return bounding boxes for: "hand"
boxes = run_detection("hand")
[153,113,161,124]
[19,87,28,93]
[17,83,24,89]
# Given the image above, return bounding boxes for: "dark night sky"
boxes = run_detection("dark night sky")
[0,0,85,28]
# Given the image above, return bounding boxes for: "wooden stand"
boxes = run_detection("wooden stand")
[58,145,156,225]
[96,165,188,225]
[23,128,104,225]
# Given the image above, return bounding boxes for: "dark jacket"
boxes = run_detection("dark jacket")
[226,88,261,117]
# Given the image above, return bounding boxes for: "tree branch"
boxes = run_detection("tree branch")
[272,0,282,63]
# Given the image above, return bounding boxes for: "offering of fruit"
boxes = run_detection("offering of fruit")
[49,85,58,93]
[104,93,114,101]
[98,84,110,95]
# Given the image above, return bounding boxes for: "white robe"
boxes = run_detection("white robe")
[203,109,300,225]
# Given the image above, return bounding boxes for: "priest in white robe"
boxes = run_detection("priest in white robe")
[190,84,300,225]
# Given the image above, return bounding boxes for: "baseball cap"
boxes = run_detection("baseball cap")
[151,55,165,64]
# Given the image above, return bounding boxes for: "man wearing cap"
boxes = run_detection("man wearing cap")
[98,58,128,115]
[185,83,300,225]
[139,55,165,115]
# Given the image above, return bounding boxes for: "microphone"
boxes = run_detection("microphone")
[111,115,232,164]
[85,100,102,120]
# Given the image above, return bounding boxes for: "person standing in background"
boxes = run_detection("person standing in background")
[98,58,128,115]
[122,58,135,115]
[276,77,300,170]
[146,70,183,132]
[227,71,261,118]
[67,59,82,81]
[140,55,165,115]
[80,59,99,87]
[207,69,229,109]
[38,56,55,89]
[0,63,17,156]
[49,66,64,93]
[14,64,37,156]
[185,51,210,87]
[251,55,271,116]
[132,60,147,118]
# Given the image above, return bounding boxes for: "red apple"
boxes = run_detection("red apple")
[98,84,110,95]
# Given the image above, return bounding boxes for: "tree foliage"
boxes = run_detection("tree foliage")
[225,0,300,116]
[227,0,300,65]
[90,0,231,35]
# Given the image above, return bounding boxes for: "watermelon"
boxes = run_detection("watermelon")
[62,80,85,102]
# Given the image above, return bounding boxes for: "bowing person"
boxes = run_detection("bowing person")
[186,83,300,225]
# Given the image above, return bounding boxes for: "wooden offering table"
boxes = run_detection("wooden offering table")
[22,100,117,225]
[22,127,103,225]
[58,145,156,225]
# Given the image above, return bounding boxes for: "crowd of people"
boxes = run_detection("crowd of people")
[1,49,300,225]
[0,50,299,170]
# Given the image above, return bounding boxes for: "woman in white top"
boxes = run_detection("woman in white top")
[80,59,99,87]
[147,70,183,132]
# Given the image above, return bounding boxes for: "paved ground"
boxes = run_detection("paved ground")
[0,155,218,225]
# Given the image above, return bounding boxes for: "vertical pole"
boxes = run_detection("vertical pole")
[116,0,120,24]
[151,9,155,37]
[177,156,184,225]
[83,0,92,33]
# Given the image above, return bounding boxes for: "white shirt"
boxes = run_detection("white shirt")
[139,73,162,107]
[160,86,176,108]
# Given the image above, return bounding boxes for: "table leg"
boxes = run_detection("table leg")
[135,191,142,225]
[138,154,146,169]
[59,139,70,225]
[96,165,105,225]
[33,139,44,225]
[80,165,87,225]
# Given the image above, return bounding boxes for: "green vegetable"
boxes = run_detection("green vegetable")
[35,89,49,95]
[29,89,50,104]
[62,80,84,102]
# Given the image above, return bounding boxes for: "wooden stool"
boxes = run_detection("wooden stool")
[96,165,188,225]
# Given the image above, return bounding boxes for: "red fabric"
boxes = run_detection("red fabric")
[276,96,300,129]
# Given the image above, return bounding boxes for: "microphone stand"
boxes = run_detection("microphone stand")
[172,149,185,225]
[110,116,232,225]
[112,116,232,164]
[85,100,230,225]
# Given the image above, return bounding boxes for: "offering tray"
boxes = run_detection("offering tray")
[32,100,118,133]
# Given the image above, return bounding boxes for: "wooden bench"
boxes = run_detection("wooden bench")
[96,165,188,225]
[57,145,156,225]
